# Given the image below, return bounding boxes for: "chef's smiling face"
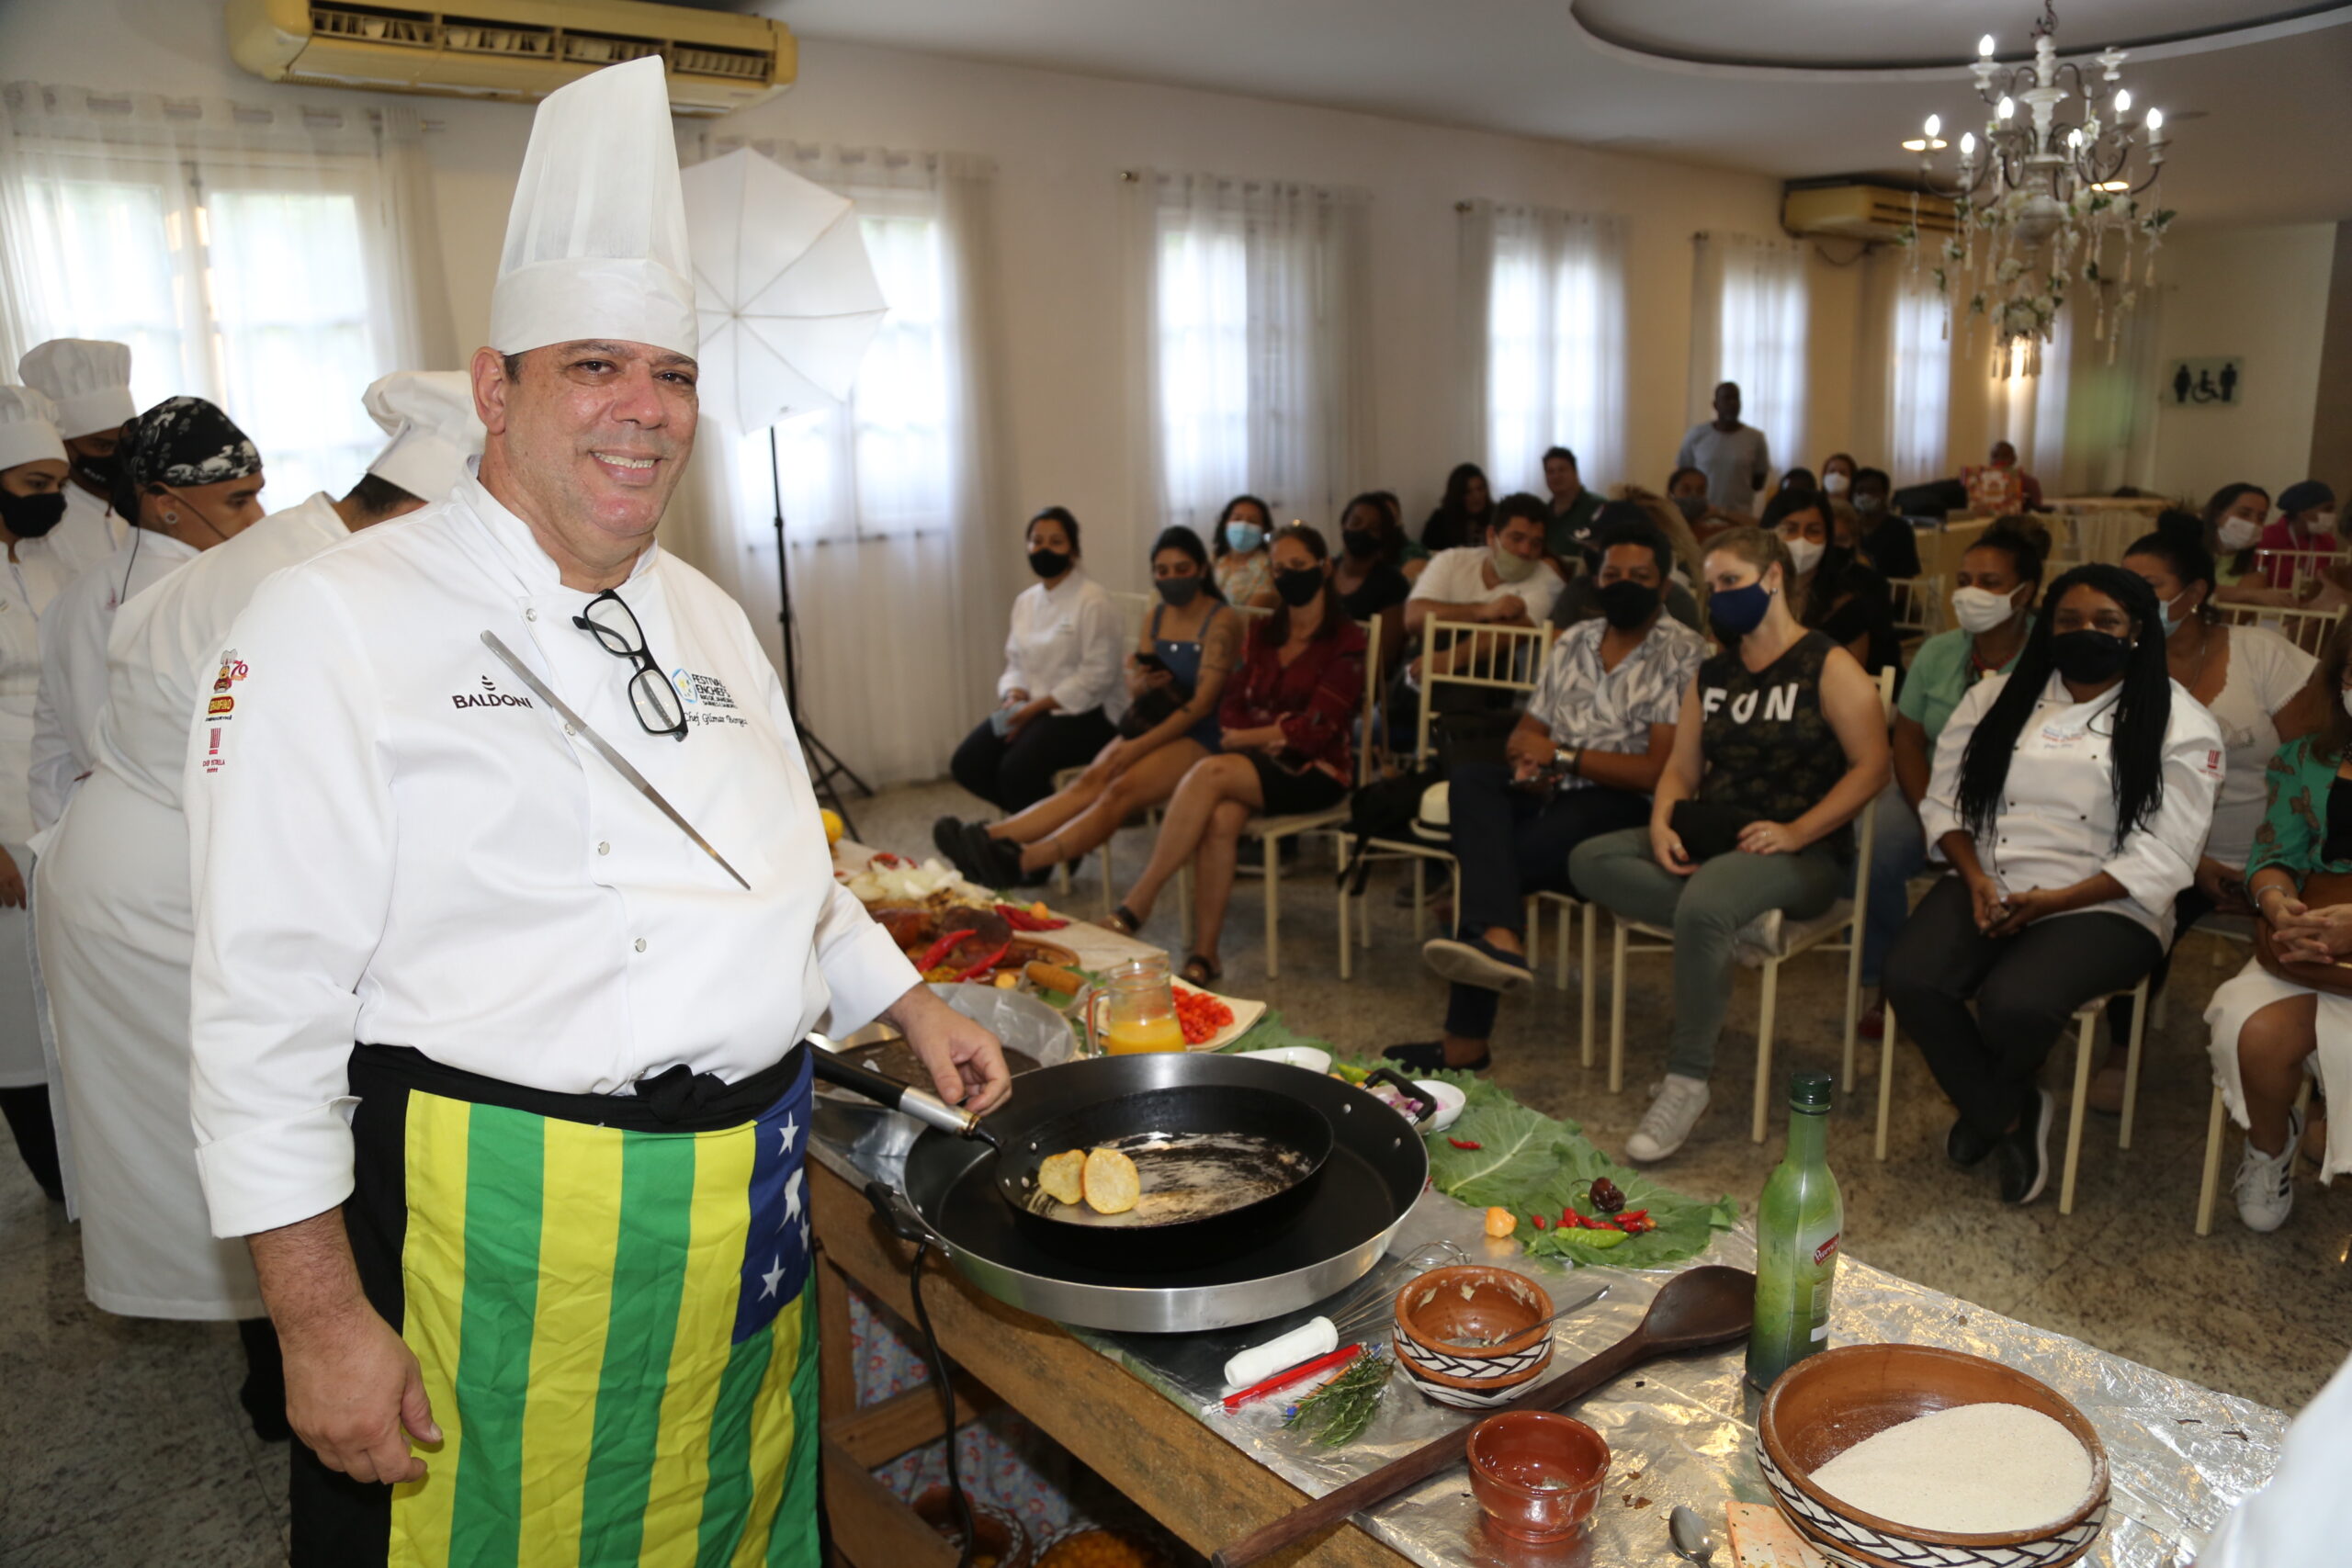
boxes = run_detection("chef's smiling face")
[473,338,698,588]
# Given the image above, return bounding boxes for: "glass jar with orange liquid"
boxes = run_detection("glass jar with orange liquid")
[1086,955,1187,1055]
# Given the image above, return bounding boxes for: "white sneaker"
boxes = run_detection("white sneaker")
[1626,1074,1712,1163]
[2233,1107,2303,1234]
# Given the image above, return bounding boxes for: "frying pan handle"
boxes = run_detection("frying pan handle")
[1363,1068,1439,1125]
[862,1179,947,1247]
[811,1048,989,1141]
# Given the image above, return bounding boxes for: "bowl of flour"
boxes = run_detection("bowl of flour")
[1756,1343,2109,1567]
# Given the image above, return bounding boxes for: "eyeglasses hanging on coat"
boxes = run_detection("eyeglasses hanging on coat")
[573,589,689,741]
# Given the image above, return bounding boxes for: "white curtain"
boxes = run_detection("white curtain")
[0,82,433,505]
[1458,200,1627,494]
[1886,263,1951,489]
[1687,231,1808,480]
[1130,170,1370,536]
[673,139,1007,787]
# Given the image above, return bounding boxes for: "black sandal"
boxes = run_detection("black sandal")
[1100,904,1143,936]
[1180,953,1222,987]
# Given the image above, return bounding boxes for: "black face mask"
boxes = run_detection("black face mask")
[1155,575,1202,607]
[1596,579,1661,629]
[1272,566,1325,607]
[1027,547,1071,579]
[0,490,67,538]
[73,452,118,493]
[2050,629,2133,684]
[1340,527,1378,558]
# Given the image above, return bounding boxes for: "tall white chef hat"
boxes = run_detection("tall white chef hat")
[17,338,135,440]
[362,371,483,504]
[487,57,696,360]
[0,385,68,474]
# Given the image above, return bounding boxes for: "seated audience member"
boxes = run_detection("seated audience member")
[1552,498,1703,632]
[1616,485,1706,585]
[1883,564,2222,1206]
[1819,452,1858,500]
[1102,525,1365,983]
[1212,492,1279,608]
[2254,480,2337,592]
[1384,519,1707,1074]
[1777,467,1819,496]
[1331,491,1411,660]
[1408,462,1495,571]
[1848,467,1922,577]
[1668,463,1749,536]
[1770,486,1902,685]
[2105,514,2324,1100]
[1407,491,1566,643]
[1862,523,2047,1038]
[1962,440,2043,514]
[2205,482,2273,598]
[1542,445,1601,560]
[939,525,1239,887]
[950,506,1126,814]
[1569,527,1890,1162]
[2204,616,2352,1232]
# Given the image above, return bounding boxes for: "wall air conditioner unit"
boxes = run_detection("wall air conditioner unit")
[1782,183,1958,244]
[225,0,796,116]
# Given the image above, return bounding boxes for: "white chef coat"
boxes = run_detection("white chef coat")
[187,474,920,1239]
[1921,669,2224,944]
[997,568,1128,719]
[45,478,127,580]
[2199,1347,2352,1568]
[35,492,349,1317]
[30,529,200,837]
[0,543,65,1092]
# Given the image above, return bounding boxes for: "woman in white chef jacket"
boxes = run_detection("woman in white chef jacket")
[0,386,72,1201]
[1883,563,2222,1207]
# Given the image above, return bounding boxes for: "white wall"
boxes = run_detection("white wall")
[2147,222,2335,504]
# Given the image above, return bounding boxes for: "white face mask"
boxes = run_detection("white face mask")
[2315,511,2339,533]
[1784,536,1825,576]
[1950,584,2021,635]
[2157,589,2199,632]
[1823,471,1850,496]
[2218,516,2261,551]
[1490,539,1538,584]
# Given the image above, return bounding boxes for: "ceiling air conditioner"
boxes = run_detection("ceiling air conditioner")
[1782,183,1958,244]
[225,0,796,116]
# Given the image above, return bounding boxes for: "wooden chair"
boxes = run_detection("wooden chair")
[1605,668,1897,1140]
[1885,574,1939,656]
[2196,1077,2316,1235]
[2210,601,2342,659]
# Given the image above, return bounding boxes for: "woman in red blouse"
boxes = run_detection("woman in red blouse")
[1103,524,1366,983]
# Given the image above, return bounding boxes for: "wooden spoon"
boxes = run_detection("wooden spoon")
[1209,1265,1756,1568]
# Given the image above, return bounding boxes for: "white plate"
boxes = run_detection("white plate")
[1233,1044,1332,1075]
[1413,1079,1467,1133]
[1086,980,1268,1053]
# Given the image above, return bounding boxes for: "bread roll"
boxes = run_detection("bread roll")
[1081,1148,1140,1214]
[1038,1149,1086,1207]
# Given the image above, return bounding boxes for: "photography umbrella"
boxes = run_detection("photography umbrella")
[681,145,889,823]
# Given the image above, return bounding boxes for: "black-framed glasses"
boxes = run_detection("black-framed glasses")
[572,590,688,741]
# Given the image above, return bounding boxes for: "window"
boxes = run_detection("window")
[1480,206,1626,490]
[763,196,953,542]
[1887,270,1951,485]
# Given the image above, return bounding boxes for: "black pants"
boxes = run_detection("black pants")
[949,707,1117,814]
[1882,876,2162,1140]
[0,1083,62,1201]
[1442,763,1652,1041]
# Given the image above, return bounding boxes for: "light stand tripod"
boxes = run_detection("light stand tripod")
[768,426,873,837]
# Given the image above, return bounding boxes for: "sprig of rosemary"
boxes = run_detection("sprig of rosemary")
[1282,1348,1393,1448]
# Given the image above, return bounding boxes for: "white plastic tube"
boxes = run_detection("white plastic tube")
[1222,1315,1340,1391]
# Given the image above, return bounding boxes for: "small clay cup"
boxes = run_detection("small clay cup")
[1464,1410,1611,1543]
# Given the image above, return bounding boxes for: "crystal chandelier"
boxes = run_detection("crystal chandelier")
[1902,0,2177,375]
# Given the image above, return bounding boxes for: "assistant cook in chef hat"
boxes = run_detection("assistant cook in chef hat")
[360,370,484,509]
[17,339,136,487]
[0,384,73,542]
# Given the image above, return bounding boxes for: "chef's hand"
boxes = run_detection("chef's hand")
[1007,697,1054,739]
[887,982,1012,1114]
[277,1303,438,1485]
[0,847,22,908]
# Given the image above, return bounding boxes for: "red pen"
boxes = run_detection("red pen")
[1220,1342,1363,1412]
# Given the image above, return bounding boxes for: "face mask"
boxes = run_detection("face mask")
[1823,472,1850,496]
[1340,526,1377,558]
[1155,575,1201,607]
[2050,629,2133,684]
[1784,536,1825,576]
[1027,547,1070,579]
[1597,579,1661,629]
[1272,566,1325,607]
[1225,521,1265,555]
[2156,590,2197,633]
[2315,511,2339,534]
[1707,580,1773,640]
[1854,493,1886,516]
[1950,584,2019,636]
[0,490,67,538]
[2218,516,2261,551]
[1489,541,1538,584]
[73,453,117,493]
[1672,494,1707,523]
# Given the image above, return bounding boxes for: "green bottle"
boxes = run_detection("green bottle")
[1747,1070,1842,1391]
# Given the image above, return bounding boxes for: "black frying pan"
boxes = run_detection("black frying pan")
[811,1048,1337,1272]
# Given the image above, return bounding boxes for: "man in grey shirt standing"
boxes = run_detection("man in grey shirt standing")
[1675,380,1770,513]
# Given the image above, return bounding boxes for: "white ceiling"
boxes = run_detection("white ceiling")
[707,0,2352,228]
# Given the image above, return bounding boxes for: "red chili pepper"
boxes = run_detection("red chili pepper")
[952,941,1012,982]
[915,927,978,972]
[1446,1137,1484,1151]
[1530,1213,1548,1230]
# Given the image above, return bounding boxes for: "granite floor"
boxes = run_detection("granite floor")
[5,776,2347,1563]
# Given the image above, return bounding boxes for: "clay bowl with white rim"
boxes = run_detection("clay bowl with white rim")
[1756,1343,2110,1568]
[1390,1265,1555,1410]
